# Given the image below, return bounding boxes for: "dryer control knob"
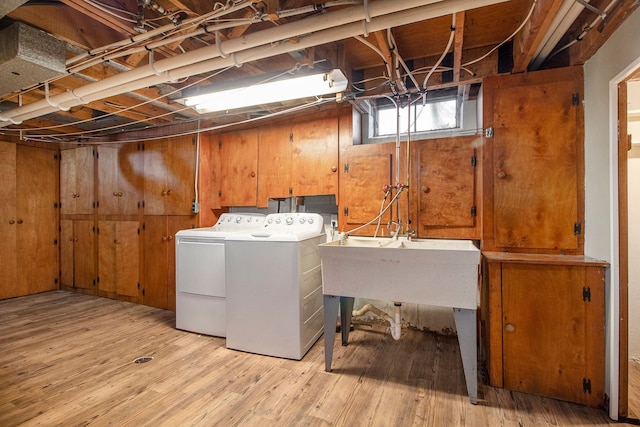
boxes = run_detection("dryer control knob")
[299,217,306,224]
[308,217,314,224]
[286,217,294,225]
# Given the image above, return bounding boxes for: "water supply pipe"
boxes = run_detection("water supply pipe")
[0,0,509,127]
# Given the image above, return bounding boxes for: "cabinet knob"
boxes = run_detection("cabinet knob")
[113,191,118,196]
[114,239,120,244]
[161,236,167,242]
[161,190,167,196]
[118,192,123,197]
[331,165,337,172]
[9,219,15,224]
[17,219,23,224]
[497,170,507,179]
[166,189,172,196]
[167,235,173,241]
[505,323,515,332]
[421,186,430,193]
[250,172,256,178]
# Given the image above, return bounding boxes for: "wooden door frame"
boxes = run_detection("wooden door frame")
[609,57,640,421]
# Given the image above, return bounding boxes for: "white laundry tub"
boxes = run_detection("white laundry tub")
[319,236,480,309]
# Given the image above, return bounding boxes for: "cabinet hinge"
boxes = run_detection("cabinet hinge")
[582,286,591,302]
[54,153,58,160]
[142,289,145,296]
[142,143,145,151]
[192,136,196,145]
[92,226,96,233]
[142,223,146,231]
[485,127,494,138]
[54,239,58,245]
[97,276,100,284]
[471,206,477,217]
[96,200,99,208]
[218,190,222,197]
[54,278,58,284]
[289,187,293,196]
[344,207,349,216]
[92,279,96,286]
[96,151,99,159]
[289,132,293,142]
[583,378,592,394]
[344,163,349,173]
[572,93,580,106]
[137,201,140,209]
[138,228,140,235]
[574,222,582,235]
[142,200,145,208]
[471,156,477,167]
[54,202,58,208]
[218,141,222,149]
[96,227,100,234]
[138,282,140,289]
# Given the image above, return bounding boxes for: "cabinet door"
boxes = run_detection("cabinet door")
[60,219,74,287]
[340,143,395,235]
[257,123,292,207]
[16,145,58,294]
[416,137,477,237]
[98,145,142,215]
[291,118,339,197]
[99,220,139,297]
[219,129,258,206]
[502,264,604,407]
[74,220,96,290]
[143,215,169,308]
[61,147,94,215]
[484,67,582,251]
[0,141,17,299]
[144,138,195,215]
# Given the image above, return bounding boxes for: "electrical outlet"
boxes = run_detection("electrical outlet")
[191,201,200,214]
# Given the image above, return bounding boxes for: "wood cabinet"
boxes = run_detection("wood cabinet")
[218,129,259,207]
[60,146,95,215]
[0,142,58,299]
[143,215,193,310]
[60,219,96,290]
[98,220,140,298]
[339,142,396,235]
[482,66,584,253]
[144,136,196,215]
[483,252,608,407]
[97,145,142,215]
[290,117,339,198]
[257,123,292,207]
[414,136,479,239]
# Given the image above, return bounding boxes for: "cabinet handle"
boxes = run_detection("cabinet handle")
[497,170,507,179]
[17,219,23,224]
[421,185,430,193]
[9,220,15,224]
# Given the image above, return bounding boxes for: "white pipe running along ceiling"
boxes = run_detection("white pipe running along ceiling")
[0,0,509,127]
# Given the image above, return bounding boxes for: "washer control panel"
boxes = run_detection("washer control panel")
[211,213,265,232]
[262,213,324,234]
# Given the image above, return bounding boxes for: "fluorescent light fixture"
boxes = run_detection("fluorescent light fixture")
[183,69,348,114]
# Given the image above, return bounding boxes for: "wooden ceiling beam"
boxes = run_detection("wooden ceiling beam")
[453,11,466,83]
[512,0,566,73]
[568,0,640,66]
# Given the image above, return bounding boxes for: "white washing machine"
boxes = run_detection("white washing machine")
[175,213,265,337]
[225,212,326,360]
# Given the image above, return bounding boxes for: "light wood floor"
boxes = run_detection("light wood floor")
[0,291,632,426]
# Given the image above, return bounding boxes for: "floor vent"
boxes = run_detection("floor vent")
[133,356,153,364]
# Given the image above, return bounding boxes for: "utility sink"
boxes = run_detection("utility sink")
[319,236,481,404]
[319,236,480,309]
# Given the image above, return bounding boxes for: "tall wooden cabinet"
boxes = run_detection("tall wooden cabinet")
[60,219,96,290]
[483,253,608,407]
[97,145,142,215]
[60,146,94,215]
[0,142,58,299]
[98,220,140,298]
[482,66,584,253]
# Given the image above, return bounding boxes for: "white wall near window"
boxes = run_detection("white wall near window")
[628,80,640,361]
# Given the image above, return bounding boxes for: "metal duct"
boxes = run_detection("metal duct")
[0,22,66,98]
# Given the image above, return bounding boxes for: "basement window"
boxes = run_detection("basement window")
[362,84,481,142]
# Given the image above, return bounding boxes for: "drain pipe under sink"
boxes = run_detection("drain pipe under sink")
[352,302,402,340]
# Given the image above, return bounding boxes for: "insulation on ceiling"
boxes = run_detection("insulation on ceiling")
[0,22,66,98]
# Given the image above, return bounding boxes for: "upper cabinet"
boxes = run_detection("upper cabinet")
[290,117,339,198]
[482,66,584,253]
[61,146,95,215]
[97,145,143,215]
[143,136,196,215]
[414,137,479,239]
[218,129,259,207]
[257,123,292,207]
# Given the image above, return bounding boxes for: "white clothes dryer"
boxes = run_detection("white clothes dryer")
[175,213,265,337]
[225,212,326,360]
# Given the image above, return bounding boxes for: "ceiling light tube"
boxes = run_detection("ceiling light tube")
[183,69,348,114]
